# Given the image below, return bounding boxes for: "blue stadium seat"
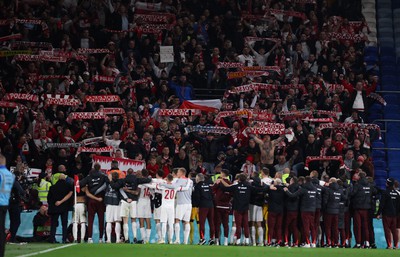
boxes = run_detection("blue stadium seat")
[374,160,388,169]
[380,47,396,56]
[382,84,400,91]
[375,178,387,190]
[381,75,397,85]
[372,141,385,148]
[374,169,387,178]
[372,150,386,161]
[384,104,400,113]
[383,95,399,104]
[380,56,397,65]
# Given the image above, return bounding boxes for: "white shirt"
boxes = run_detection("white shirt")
[238,54,254,67]
[352,91,364,110]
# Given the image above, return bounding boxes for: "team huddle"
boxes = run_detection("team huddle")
[68,164,400,249]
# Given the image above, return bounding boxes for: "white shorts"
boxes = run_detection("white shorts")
[73,203,87,223]
[160,206,175,225]
[137,201,152,219]
[175,204,192,222]
[249,205,263,222]
[106,205,121,223]
[154,207,161,220]
[120,200,137,218]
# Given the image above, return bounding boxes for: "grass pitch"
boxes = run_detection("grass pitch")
[6,243,400,257]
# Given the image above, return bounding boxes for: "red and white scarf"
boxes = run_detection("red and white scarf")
[158,109,202,116]
[305,155,345,170]
[3,93,39,102]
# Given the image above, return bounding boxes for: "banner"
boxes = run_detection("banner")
[81,136,111,146]
[85,95,121,103]
[70,112,107,120]
[305,156,345,170]
[0,34,22,42]
[269,9,307,20]
[45,98,80,107]
[3,93,39,102]
[302,117,335,123]
[243,123,285,135]
[76,146,114,157]
[14,54,67,62]
[185,125,233,135]
[92,75,116,84]
[11,41,53,49]
[77,48,112,54]
[160,46,174,63]
[216,62,244,69]
[44,142,81,149]
[244,37,280,43]
[10,166,41,181]
[227,71,270,79]
[327,32,366,42]
[137,24,173,34]
[158,109,201,116]
[92,155,146,173]
[241,66,281,72]
[0,50,32,57]
[367,92,387,106]
[134,13,173,24]
[0,101,27,110]
[99,108,126,115]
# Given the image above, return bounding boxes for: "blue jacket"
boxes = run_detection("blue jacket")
[0,165,15,206]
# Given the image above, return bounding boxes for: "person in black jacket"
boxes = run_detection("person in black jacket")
[310,170,324,247]
[217,174,270,246]
[350,171,376,248]
[377,178,400,249]
[284,176,317,247]
[80,163,108,243]
[284,176,301,247]
[337,179,350,247]
[322,178,346,247]
[47,174,73,243]
[194,173,215,245]
[8,179,25,243]
[112,168,151,243]
[190,132,227,174]
[267,178,286,246]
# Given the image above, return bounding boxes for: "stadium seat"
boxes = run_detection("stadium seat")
[374,161,388,170]
[382,84,399,91]
[375,178,387,190]
[383,94,399,104]
[372,141,385,148]
[374,169,387,179]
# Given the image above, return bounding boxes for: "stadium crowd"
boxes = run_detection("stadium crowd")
[0,0,398,250]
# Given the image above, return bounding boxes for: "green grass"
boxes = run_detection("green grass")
[6,243,400,257]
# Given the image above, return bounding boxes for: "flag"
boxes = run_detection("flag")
[180,99,222,113]
[74,175,80,193]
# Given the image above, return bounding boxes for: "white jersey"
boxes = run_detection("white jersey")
[138,184,152,205]
[158,185,176,208]
[261,176,273,186]
[173,178,193,205]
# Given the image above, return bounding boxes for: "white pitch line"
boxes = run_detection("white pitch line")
[16,243,77,257]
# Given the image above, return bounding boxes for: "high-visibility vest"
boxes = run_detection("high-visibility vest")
[33,179,51,204]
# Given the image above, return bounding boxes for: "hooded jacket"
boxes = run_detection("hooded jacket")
[323,182,345,214]
[286,182,317,212]
[351,177,376,210]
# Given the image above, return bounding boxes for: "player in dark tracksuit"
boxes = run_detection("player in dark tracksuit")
[337,179,350,247]
[194,173,215,245]
[350,171,376,248]
[322,178,346,247]
[267,179,286,246]
[218,174,269,245]
[212,169,231,246]
[284,176,317,247]
[377,178,400,249]
[311,173,323,246]
[80,163,108,242]
[284,177,300,247]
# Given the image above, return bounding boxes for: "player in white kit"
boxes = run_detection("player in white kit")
[136,169,153,243]
[164,168,193,244]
